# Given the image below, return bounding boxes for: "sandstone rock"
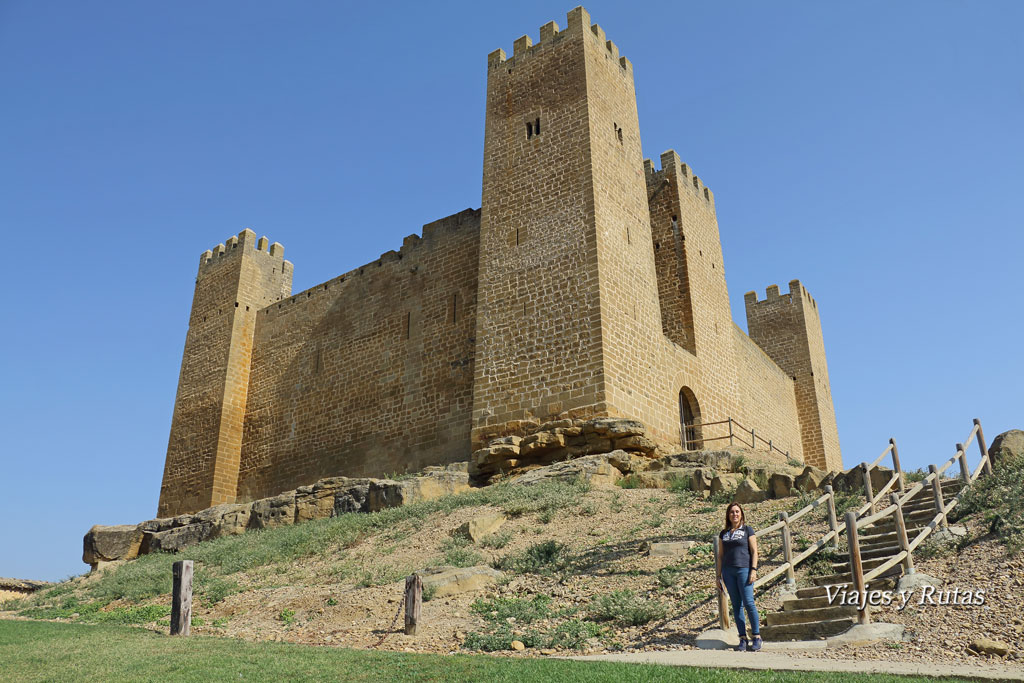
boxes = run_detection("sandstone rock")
[690,468,715,496]
[455,513,507,543]
[194,503,252,538]
[537,419,573,432]
[666,450,736,471]
[249,491,297,530]
[295,484,340,523]
[990,429,1024,467]
[491,435,523,447]
[614,435,657,455]
[510,455,622,488]
[143,522,213,553]
[769,472,795,498]
[82,524,143,567]
[418,565,503,598]
[605,450,651,474]
[733,478,768,504]
[137,517,178,534]
[648,541,695,557]
[587,418,646,439]
[629,469,694,489]
[401,471,471,504]
[795,465,827,492]
[710,473,743,495]
[489,443,522,457]
[365,480,406,512]
[334,481,372,514]
[520,431,566,456]
[968,637,1010,657]
[510,640,526,651]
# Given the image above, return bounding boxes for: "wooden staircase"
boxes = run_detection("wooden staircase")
[760,478,962,641]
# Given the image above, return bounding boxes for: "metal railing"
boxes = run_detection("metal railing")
[689,417,790,459]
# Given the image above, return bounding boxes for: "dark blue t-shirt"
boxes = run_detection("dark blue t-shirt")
[719,525,754,568]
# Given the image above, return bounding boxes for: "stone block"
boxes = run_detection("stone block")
[142,522,213,553]
[418,565,504,598]
[82,524,143,567]
[795,465,827,492]
[648,541,695,557]
[769,473,795,498]
[454,513,507,543]
[733,477,768,504]
[249,491,297,530]
[614,435,657,455]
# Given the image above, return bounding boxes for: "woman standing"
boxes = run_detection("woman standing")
[716,502,762,651]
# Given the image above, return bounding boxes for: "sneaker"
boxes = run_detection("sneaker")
[735,637,748,652]
[750,635,762,652]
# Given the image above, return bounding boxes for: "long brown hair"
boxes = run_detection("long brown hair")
[723,502,746,532]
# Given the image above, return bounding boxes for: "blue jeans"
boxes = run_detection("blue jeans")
[722,566,760,638]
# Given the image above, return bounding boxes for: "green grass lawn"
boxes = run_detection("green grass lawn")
[0,620,971,683]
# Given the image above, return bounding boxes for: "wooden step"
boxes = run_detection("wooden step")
[860,544,902,560]
[766,604,859,626]
[794,577,893,599]
[831,555,898,572]
[761,617,855,642]
[811,564,902,586]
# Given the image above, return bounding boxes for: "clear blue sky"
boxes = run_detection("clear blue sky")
[1,1,1021,582]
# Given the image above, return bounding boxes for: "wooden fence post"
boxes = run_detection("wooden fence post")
[861,462,874,505]
[844,511,870,626]
[728,419,734,446]
[779,512,796,587]
[890,493,915,575]
[974,418,992,475]
[171,560,193,636]
[929,465,947,529]
[713,540,730,630]
[824,485,839,551]
[890,438,904,492]
[750,428,756,449]
[956,444,971,486]
[405,574,422,636]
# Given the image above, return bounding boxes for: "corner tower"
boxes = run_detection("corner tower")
[745,281,841,471]
[472,7,663,445]
[158,230,292,516]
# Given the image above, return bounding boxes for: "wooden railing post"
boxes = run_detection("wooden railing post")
[405,574,422,635]
[861,461,874,505]
[713,539,730,630]
[890,493,915,575]
[890,438,904,492]
[974,419,992,475]
[825,485,839,551]
[171,560,193,636]
[751,428,756,449]
[929,464,948,529]
[956,443,971,486]
[728,418,734,446]
[845,511,870,626]
[780,512,796,587]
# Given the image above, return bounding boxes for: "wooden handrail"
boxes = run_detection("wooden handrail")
[787,490,832,525]
[855,472,899,518]
[869,443,895,469]
[856,501,898,531]
[862,550,909,583]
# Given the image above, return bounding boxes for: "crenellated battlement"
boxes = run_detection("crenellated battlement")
[198,228,286,272]
[744,280,818,311]
[259,208,481,319]
[644,149,715,209]
[487,7,631,73]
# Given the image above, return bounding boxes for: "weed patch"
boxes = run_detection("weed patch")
[587,590,667,626]
[957,454,1024,555]
[498,541,573,575]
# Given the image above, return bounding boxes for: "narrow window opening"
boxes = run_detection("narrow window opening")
[617,127,623,143]
[515,228,520,245]
[405,312,411,340]
[534,117,540,135]
[654,241,660,250]
[234,302,239,307]
[451,293,458,323]
[526,121,533,139]
[626,227,630,244]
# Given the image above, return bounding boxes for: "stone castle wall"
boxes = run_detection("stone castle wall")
[157,8,842,516]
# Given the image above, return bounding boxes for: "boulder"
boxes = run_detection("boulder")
[769,473,795,498]
[795,465,827,492]
[690,468,715,497]
[630,469,696,489]
[418,565,504,598]
[710,473,743,495]
[335,481,372,514]
[194,503,252,538]
[137,517,177,534]
[968,638,1010,657]
[733,477,768,504]
[665,450,736,471]
[142,522,213,553]
[586,418,646,439]
[454,513,507,543]
[295,482,342,523]
[605,450,652,474]
[83,524,143,567]
[402,471,471,504]
[249,491,297,530]
[614,435,658,455]
[990,429,1024,467]
[511,454,622,488]
[520,431,565,456]
[365,480,407,512]
[647,541,695,557]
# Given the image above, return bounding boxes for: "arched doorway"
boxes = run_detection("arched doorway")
[679,387,703,450]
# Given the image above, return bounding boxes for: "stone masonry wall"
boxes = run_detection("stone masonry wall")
[159,230,292,517]
[236,209,480,502]
[731,324,804,460]
[745,281,841,471]
[472,9,609,448]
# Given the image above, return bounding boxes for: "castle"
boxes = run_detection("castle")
[158,7,842,517]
